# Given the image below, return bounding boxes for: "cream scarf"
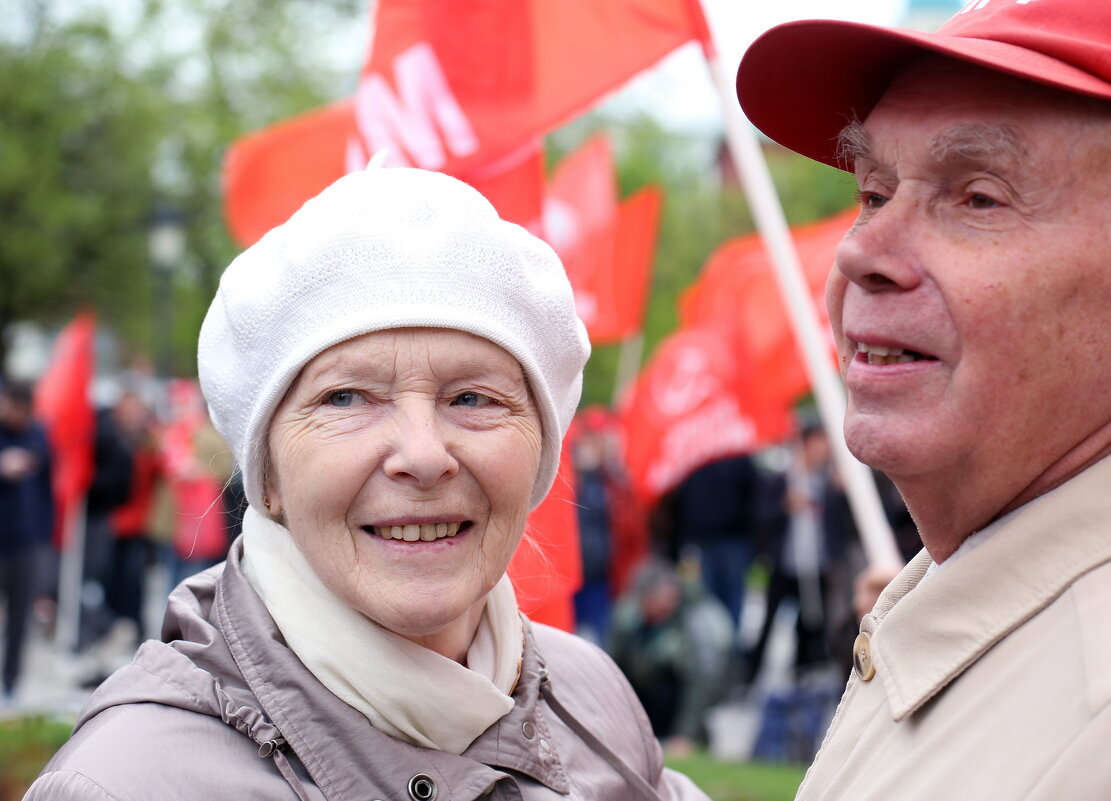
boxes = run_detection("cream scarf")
[240,507,521,754]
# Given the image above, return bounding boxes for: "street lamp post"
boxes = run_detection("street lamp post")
[148,203,185,379]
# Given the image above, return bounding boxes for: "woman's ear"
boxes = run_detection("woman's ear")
[261,452,283,520]
[263,488,282,519]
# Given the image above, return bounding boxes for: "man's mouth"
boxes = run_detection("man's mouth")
[363,522,469,542]
[857,343,936,366]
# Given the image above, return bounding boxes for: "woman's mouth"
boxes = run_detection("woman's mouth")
[363,522,471,542]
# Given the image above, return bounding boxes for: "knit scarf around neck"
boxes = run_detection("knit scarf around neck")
[240,506,521,754]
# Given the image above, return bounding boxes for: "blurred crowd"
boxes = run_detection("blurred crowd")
[568,408,918,763]
[0,374,243,700]
[2,373,914,763]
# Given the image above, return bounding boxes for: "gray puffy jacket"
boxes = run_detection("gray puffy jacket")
[27,540,710,801]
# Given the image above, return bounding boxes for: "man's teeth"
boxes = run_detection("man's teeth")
[858,344,918,365]
[374,523,461,541]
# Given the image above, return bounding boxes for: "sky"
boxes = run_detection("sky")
[611,0,957,133]
[26,0,964,134]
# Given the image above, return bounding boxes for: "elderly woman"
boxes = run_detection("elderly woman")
[28,168,709,801]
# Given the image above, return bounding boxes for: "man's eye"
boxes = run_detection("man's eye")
[451,391,493,408]
[967,193,999,210]
[855,190,888,210]
[326,390,364,407]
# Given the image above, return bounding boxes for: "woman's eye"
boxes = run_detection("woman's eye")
[451,391,494,408]
[326,390,364,408]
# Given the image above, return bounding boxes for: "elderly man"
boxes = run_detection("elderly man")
[735,2,1111,798]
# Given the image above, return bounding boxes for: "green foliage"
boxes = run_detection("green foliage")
[666,752,807,801]
[0,0,365,373]
[0,17,164,358]
[0,715,73,800]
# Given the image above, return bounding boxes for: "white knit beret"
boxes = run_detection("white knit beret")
[198,167,590,511]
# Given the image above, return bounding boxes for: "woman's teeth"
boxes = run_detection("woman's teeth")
[373,523,461,541]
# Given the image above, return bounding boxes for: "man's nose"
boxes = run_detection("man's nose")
[834,198,924,293]
[382,403,459,488]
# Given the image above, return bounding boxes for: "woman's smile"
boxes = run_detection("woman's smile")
[266,328,542,655]
[364,521,471,541]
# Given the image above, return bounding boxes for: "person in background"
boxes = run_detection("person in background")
[0,380,53,700]
[669,455,761,651]
[78,403,133,652]
[736,1,1111,796]
[106,391,163,644]
[27,166,710,800]
[746,423,854,684]
[609,556,733,758]
[571,406,619,644]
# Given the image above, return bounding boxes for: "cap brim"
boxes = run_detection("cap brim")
[737,18,1111,170]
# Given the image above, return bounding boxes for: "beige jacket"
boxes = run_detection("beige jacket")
[797,456,1111,800]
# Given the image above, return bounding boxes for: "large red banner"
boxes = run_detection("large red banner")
[679,207,855,410]
[224,0,706,246]
[619,328,792,505]
[620,207,857,504]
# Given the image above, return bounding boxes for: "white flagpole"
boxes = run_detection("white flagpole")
[55,495,87,651]
[702,44,903,571]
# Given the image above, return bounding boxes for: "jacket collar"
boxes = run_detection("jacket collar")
[216,541,569,800]
[865,455,1111,721]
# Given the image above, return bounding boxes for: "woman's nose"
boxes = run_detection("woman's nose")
[833,198,924,294]
[382,404,459,487]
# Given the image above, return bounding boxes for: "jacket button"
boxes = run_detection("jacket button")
[408,773,437,801]
[853,632,876,681]
[521,720,536,740]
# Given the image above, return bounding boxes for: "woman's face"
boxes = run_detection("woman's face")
[266,328,542,659]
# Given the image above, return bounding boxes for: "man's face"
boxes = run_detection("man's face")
[828,58,1111,525]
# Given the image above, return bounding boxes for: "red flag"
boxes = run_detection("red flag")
[223,102,358,247]
[679,207,856,412]
[33,312,96,548]
[600,185,662,342]
[510,438,581,630]
[470,147,546,235]
[545,135,619,335]
[618,327,792,506]
[224,0,707,246]
[545,137,662,343]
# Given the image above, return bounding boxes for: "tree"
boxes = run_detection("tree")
[0,0,364,375]
[0,18,164,368]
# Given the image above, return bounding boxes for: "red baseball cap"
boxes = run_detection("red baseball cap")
[736,0,1111,171]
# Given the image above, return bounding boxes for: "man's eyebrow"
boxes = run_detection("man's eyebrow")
[927,122,1027,168]
[836,120,1028,172]
[836,120,872,170]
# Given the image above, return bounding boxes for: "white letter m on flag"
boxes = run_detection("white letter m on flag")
[348,42,480,171]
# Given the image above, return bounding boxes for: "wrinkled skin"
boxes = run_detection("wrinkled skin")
[829,57,1111,561]
[266,328,542,661]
